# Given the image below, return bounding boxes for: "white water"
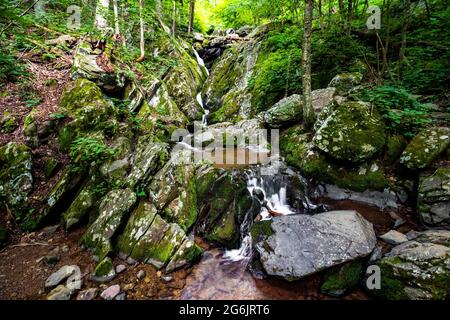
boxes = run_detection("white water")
[223,171,295,263]
[196,93,209,127]
[193,49,209,76]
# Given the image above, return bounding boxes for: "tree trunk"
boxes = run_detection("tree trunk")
[156,0,163,16]
[136,0,145,62]
[318,0,324,31]
[302,0,316,129]
[112,0,120,38]
[95,0,110,30]
[172,0,177,36]
[188,0,195,34]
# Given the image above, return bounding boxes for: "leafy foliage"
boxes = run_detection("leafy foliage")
[359,86,431,138]
[69,136,116,167]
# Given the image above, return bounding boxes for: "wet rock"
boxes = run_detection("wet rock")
[77,288,98,300]
[0,142,33,223]
[115,292,126,300]
[321,260,363,297]
[166,237,203,273]
[193,32,204,42]
[254,211,376,281]
[91,257,117,283]
[80,189,137,260]
[379,230,408,245]
[258,94,303,128]
[369,230,450,300]
[399,127,449,171]
[45,265,79,288]
[161,275,173,283]
[100,284,121,300]
[313,100,386,163]
[328,72,363,95]
[47,285,72,300]
[417,168,450,228]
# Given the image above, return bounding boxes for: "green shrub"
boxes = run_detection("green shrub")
[359,86,431,138]
[69,136,116,167]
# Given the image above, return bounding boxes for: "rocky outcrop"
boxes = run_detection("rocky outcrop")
[328,72,363,95]
[0,142,33,222]
[418,168,450,228]
[369,230,450,300]
[80,188,137,260]
[399,127,449,171]
[258,94,303,128]
[254,211,376,281]
[313,100,386,163]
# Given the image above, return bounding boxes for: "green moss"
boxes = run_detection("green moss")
[59,78,104,112]
[279,125,309,168]
[251,220,274,242]
[321,260,363,297]
[1,111,17,133]
[57,121,79,152]
[384,135,407,165]
[43,157,59,179]
[93,257,114,277]
[209,211,238,246]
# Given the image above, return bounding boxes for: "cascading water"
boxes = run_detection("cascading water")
[196,93,209,127]
[223,164,318,263]
[193,49,210,76]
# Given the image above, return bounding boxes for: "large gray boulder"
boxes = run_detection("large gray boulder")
[418,168,450,228]
[254,211,376,281]
[369,230,450,300]
[328,72,363,95]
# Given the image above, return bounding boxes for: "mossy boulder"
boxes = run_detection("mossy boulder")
[321,260,363,297]
[42,157,60,179]
[369,231,450,300]
[91,257,116,283]
[72,41,126,93]
[399,127,450,171]
[0,142,33,222]
[258,94,303,128]
[99,137,132,187]
[125,138,169,189]
[284,142,388,192]
[384,135,407,165]
[328,72,363,95]
[313,101,386,163]
[62,179,100,231]
[1,110,17,133]
[166,237,203,272]
[80,188,137,261]
[417,168,450,228]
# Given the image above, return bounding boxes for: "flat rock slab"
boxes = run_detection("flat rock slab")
[255,210,376,281]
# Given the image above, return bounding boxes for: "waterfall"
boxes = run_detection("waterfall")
[196,93,209,127]
[193,49,209,76]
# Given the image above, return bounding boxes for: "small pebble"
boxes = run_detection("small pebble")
[100,285,121,300]
[137,270,145,280]
[116,264,126,274]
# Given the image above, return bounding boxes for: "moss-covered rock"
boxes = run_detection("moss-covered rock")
[91,257,116,283]
[62,179,100,231]
[313,101,386,163]
[80,188,137,261]
[399,127,450,171]
[1,110,17,133]
[126,137,169,189]
[384,135,407,165]
[42,157,60,179]
[417,168,450,228]
[369,233,450,300]
[258,94,303,128]
[279,125,309,168]
[251,219,274,243]
[321,260,363,297]
[0,142,33,222]
[166,237,203,272]
[328,72,363,95]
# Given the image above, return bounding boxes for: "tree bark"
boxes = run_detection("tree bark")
[112,0,120,38]
[95,0,110,30]
[172,0,177,36]
[188,0,195,34]
[136,0,145,62]
[302,0,316,129]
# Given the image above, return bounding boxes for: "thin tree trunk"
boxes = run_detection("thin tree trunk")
[172,0,177,36]
[136,0,145,62]
[156,0,163,16]
[112,0,120,38]
[302,0,316,129]
[95,0,110,30]
[188,0,195,35]
[319,0,324,31]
